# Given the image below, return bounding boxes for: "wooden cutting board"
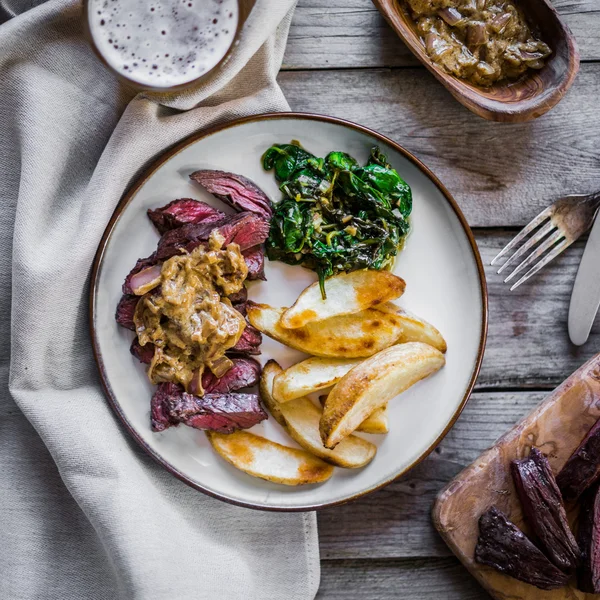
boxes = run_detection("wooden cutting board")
[433,353,600,599]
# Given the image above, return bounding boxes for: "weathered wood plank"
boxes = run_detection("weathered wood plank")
[279,64,600,228]
[318,391,547,560]
[477,230,599,388]
[318,558,488,599]
[285,0,600,70]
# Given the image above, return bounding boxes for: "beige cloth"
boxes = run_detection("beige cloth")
[0,1,321,599]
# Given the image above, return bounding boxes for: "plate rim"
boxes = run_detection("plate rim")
[89,111,489,512]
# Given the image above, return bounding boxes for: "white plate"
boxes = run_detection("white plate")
[91,113,487,511]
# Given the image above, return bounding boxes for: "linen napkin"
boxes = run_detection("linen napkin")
[0,1,321,599]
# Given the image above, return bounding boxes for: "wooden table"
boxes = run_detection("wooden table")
[279,1,600,597]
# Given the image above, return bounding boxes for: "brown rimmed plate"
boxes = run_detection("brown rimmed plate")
[90,113,488,511]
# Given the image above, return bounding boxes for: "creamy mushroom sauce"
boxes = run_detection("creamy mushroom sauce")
[404,0,551,86]
[134,231,248,392]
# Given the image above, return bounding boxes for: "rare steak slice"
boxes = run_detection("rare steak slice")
[189,170,272,220]
[243,245,266,281]
[227,287,247,306]
[511,447,580,571]
[151,383,267,433]
[202,357,261,394]
[475,506,569,590]
[130,339,154,364]
[229,324,262,355]
[558,417,600,503]
[577,481,600,592]
[147,198,225,234]
[115,294,139,330]
[156,212,269,260]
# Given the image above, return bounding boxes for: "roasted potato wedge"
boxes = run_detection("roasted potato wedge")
[373,304,447,353]
[319,395,389,434]
[280,270,406,329]
[273,357,364,403]
[260,361,376,468]
[320,342,445,448]
[206,430,333,486]
[247,302,405,358]
[260,360,286,426]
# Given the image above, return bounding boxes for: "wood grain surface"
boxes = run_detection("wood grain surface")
[284,2,600,598]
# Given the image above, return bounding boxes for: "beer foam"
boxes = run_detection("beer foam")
[88,0,239,88]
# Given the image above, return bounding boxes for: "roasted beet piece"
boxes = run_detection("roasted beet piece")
[202,357,261,395]
[151,383,267,433]
[156,212,269,260]
[147,198,225,234]
[243,245,266,280]
[557,418,600,503]
[189,170,272,220]
[511,447,580,571]
[577,481,600,592]
[475,506,569,590]
[115,294,139,330]
[229,324,262,355]
[130,339,154,364]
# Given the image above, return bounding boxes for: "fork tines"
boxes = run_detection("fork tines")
[491,207,569,291]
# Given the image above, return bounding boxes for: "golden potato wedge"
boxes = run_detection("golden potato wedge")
[247,302,405,358]
[280,398,376,468]
[373,304,447,353]
[206,430,333,486]
[319,395,389,434]
[260,360,286,426]
[261,361,376,468]
[320,342,445,448]
[280,270,406,329]
[273,357,364,403]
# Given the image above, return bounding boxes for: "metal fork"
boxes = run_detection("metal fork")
[491,191,600,291]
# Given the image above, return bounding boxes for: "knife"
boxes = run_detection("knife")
[569,211,600,346]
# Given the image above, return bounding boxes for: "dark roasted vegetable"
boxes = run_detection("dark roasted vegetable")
[577,481,600,593]
[475,506,570,590]
[511,447,580,572]
[263,142,412,298]
[557,417,600,503]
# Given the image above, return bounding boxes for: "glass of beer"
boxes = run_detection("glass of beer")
[84,0,242,91]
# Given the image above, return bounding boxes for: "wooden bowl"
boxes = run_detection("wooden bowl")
[373,0,580,122]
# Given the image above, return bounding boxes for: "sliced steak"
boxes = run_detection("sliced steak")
[148,198,225,234]
[243,245,266,281]
[227,287,248,306]
[151,383,266,433]
[156,212,269,261]
[202,357,261,394]
[130,339,154,364]
[151,382,179,432]
[190,170,272,220]
[115,294,139,330]
[229,324,262,355]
